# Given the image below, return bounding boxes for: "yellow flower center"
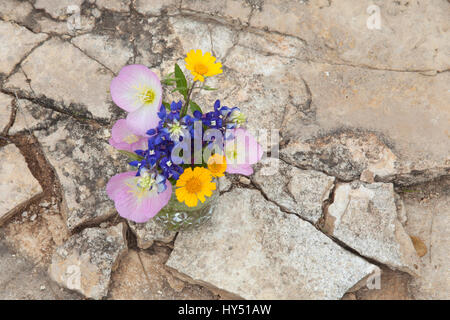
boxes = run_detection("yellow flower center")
[185,177,203,194]
[194,63,208,75]
[136,86,156,105]
[123,134,139,144]
[226,148,238,160]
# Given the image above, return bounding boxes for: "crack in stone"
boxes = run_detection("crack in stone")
[4,34,50,80]
[0,88,108,127]
[245,175,406,275]
[70,40,116,75]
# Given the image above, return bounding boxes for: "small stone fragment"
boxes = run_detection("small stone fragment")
[128,220,177,249]
[0,144,43,226]
[35,0,84,20]
[49,223,128,300]
[0,21,47,75]
[253,158,335,223]
[327,182,419,275]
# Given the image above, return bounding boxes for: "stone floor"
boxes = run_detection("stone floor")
[0,0,449,300]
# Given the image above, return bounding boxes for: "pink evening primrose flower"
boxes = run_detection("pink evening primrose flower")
[106,170,172,223]
[225,128,263,176]
[110,65,162,136]
[109,119,148,153]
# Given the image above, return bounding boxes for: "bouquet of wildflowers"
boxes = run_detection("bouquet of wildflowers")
[106,50,262,223]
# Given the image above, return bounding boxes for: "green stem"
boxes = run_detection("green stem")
[181,81,197,117]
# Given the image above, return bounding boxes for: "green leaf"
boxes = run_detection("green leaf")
[118,150,144,162]
[174,63,188,99]
[189,101,202,114]
[162,101,171,110]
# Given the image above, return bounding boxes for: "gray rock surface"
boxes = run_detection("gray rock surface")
[326,182,419,275]
[280,131,399,182]
[0,237,81,300]
[9,99,59,134]
[401,178,450,299]
[0,0,34,24]
[109,248,218,300]
[7,38,114,121]
[0,92,13,132]
[96,0,131,12]
[253,158,335,223]
[128,220,177,249]
[71,34,134,74]
[249,0,449,71]
[0,0,448,300]
[0,21,47,76]
[34,118,127,231]
[48,223,128,300]
[167,188,379,300]
[0,144,43,226]
[135,0,180,16]
[35,0,85,20]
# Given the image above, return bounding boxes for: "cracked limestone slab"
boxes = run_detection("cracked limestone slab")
[35,0,85,20]
[9,99,60,135]
[281,61,450,185]
[0,92,13,133]
[250,0,450,71]
[253,158,335,224]
[13,38,114,121]
[401,178,450,299]
[166,188,379,300]
[134,0,180,15]
[49,223,128,300]
[0,144,43,226]
[96,0,131,12]
[326,182,420,275]
[0,0,34,24]
[71,34,134,74]
[181,0,252,23]
[281,130,398,182]
[109,249,218,299]
[0,21,47,76]
[128,220,177,249]
[169,16,236,60]
[35,118,127,231]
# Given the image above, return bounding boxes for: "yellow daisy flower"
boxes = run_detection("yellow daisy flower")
[185,49,223,82]
[175,167,217,207]
[207,154,227,178]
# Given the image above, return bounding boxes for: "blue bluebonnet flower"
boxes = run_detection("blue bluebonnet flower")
[159,156,184,179]
[157,101,195,141]
[196,100,246,131]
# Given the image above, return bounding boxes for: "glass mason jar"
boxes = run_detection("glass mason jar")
[154,179,220,231]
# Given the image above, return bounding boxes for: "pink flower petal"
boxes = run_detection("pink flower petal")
[110,65,162,113]
[106,172,172,223]
[233,128,263,165]
[226,164,254,176]
[126,104,160,136]
[109,119,148,152]
[106,171,135,201]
